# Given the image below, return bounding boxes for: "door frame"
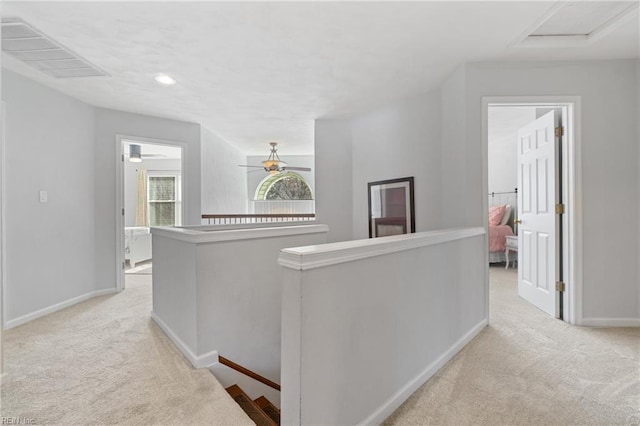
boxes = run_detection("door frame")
[115,134,187,292]
[482,96,582,325]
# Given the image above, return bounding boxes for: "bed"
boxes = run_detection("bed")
[488,192,517,264]
[125,227,152,268]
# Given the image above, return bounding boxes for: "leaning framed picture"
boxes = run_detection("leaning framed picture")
[368,177,415,238]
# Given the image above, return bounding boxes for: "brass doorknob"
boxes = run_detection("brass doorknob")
[514,219,522,224]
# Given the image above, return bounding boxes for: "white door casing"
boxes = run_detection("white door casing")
[517,111,558,317]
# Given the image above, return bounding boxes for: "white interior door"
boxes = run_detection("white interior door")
[517,111,558,317]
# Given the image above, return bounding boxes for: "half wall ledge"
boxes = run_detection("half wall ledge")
[278,226,486,270]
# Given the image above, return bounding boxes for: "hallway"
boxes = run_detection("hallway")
[0,275,251,425]
[1,268,638,424]
[386,266,640,424]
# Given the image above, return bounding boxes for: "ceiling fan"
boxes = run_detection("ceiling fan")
[238,142,311,175]
[127,144,172,162]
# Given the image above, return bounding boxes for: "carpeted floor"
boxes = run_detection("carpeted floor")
[385,266,640,425]
[0,274,252,425]
[125,260,153,275]
[2,267,638,425]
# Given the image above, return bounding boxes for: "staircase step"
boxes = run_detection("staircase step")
[254,396,280,425]
[226,385,277,426]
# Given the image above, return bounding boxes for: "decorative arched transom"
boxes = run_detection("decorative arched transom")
[255,172,313,200]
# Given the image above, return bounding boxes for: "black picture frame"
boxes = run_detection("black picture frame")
[367,177,415,238]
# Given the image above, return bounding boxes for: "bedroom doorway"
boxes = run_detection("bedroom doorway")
[485,98,580,324]
[116,136,184,292]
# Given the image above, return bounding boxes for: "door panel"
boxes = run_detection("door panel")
[517,111,558,316]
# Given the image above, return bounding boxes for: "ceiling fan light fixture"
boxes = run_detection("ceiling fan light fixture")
[129,144,143,162]
[238,142,311,174]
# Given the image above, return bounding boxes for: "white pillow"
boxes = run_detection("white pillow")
[500,205,512,226]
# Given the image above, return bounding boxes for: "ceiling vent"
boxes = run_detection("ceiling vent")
[1,17,109,78]
[515,1,638,47]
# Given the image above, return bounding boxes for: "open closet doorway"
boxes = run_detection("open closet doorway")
[116,137,184,292]
[486,99,579,323]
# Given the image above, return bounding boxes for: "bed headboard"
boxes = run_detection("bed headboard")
[488,189,518,233]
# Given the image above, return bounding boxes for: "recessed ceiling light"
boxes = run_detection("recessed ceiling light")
[154,74,176,85]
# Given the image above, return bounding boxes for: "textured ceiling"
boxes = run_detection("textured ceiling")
[2,1,638,155]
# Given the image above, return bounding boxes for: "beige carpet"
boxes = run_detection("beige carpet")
[385,266,640,425]
[125,260,153,275]
[2,267,638,425]
[0,274,252,425]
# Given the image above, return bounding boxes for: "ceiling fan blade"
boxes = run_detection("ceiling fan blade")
[238,165,265,168]
[282,166,312,172]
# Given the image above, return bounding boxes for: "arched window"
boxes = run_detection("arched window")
[255,172,313,200]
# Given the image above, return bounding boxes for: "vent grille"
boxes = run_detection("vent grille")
[1,17,109,79]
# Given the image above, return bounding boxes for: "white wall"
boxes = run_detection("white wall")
[2,69,96,324]
[200,127,248,214]
[0,61,4,369]
[487,107,536,194]
[94,108,201,292]
[280,228,487,425]
[350,89,443,239]
[246,155,315,200]
[314,119,353,242]
[464,60,639,323]
[124,158,181,227]
[151,224,328,378]
[441,64,488,229]
[637,59,640,321]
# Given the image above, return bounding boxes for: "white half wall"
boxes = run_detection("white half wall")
[2,69,96,324]
[465,60,639,322]
[314,119,354,242]
[151,224,329,384]
[279,227,487,425]
[351,89,443,239]
[201,127,248,215]
[94,107,201,292]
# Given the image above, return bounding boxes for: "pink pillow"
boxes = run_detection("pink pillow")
[489,205,506,226]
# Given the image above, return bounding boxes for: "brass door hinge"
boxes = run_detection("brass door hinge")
[556,281,565,292]
[555,126,564,137]
[555,203,565,214]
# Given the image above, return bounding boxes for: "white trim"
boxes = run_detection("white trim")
[150,311,219,368]
[358,319,488,426]
[115,135,187,292]
[279,227,485,271]
[4,288,117,330]
[482,97,582,326]
[152,223,329,244]
[580,318,640,327]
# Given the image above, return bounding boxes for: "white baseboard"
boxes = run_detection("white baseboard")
[150,311,218,368]
[360,318,489,425]
[580,317,640,327]
[4,288,117,330]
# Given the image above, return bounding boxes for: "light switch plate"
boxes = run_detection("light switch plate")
[39,190,48,203]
